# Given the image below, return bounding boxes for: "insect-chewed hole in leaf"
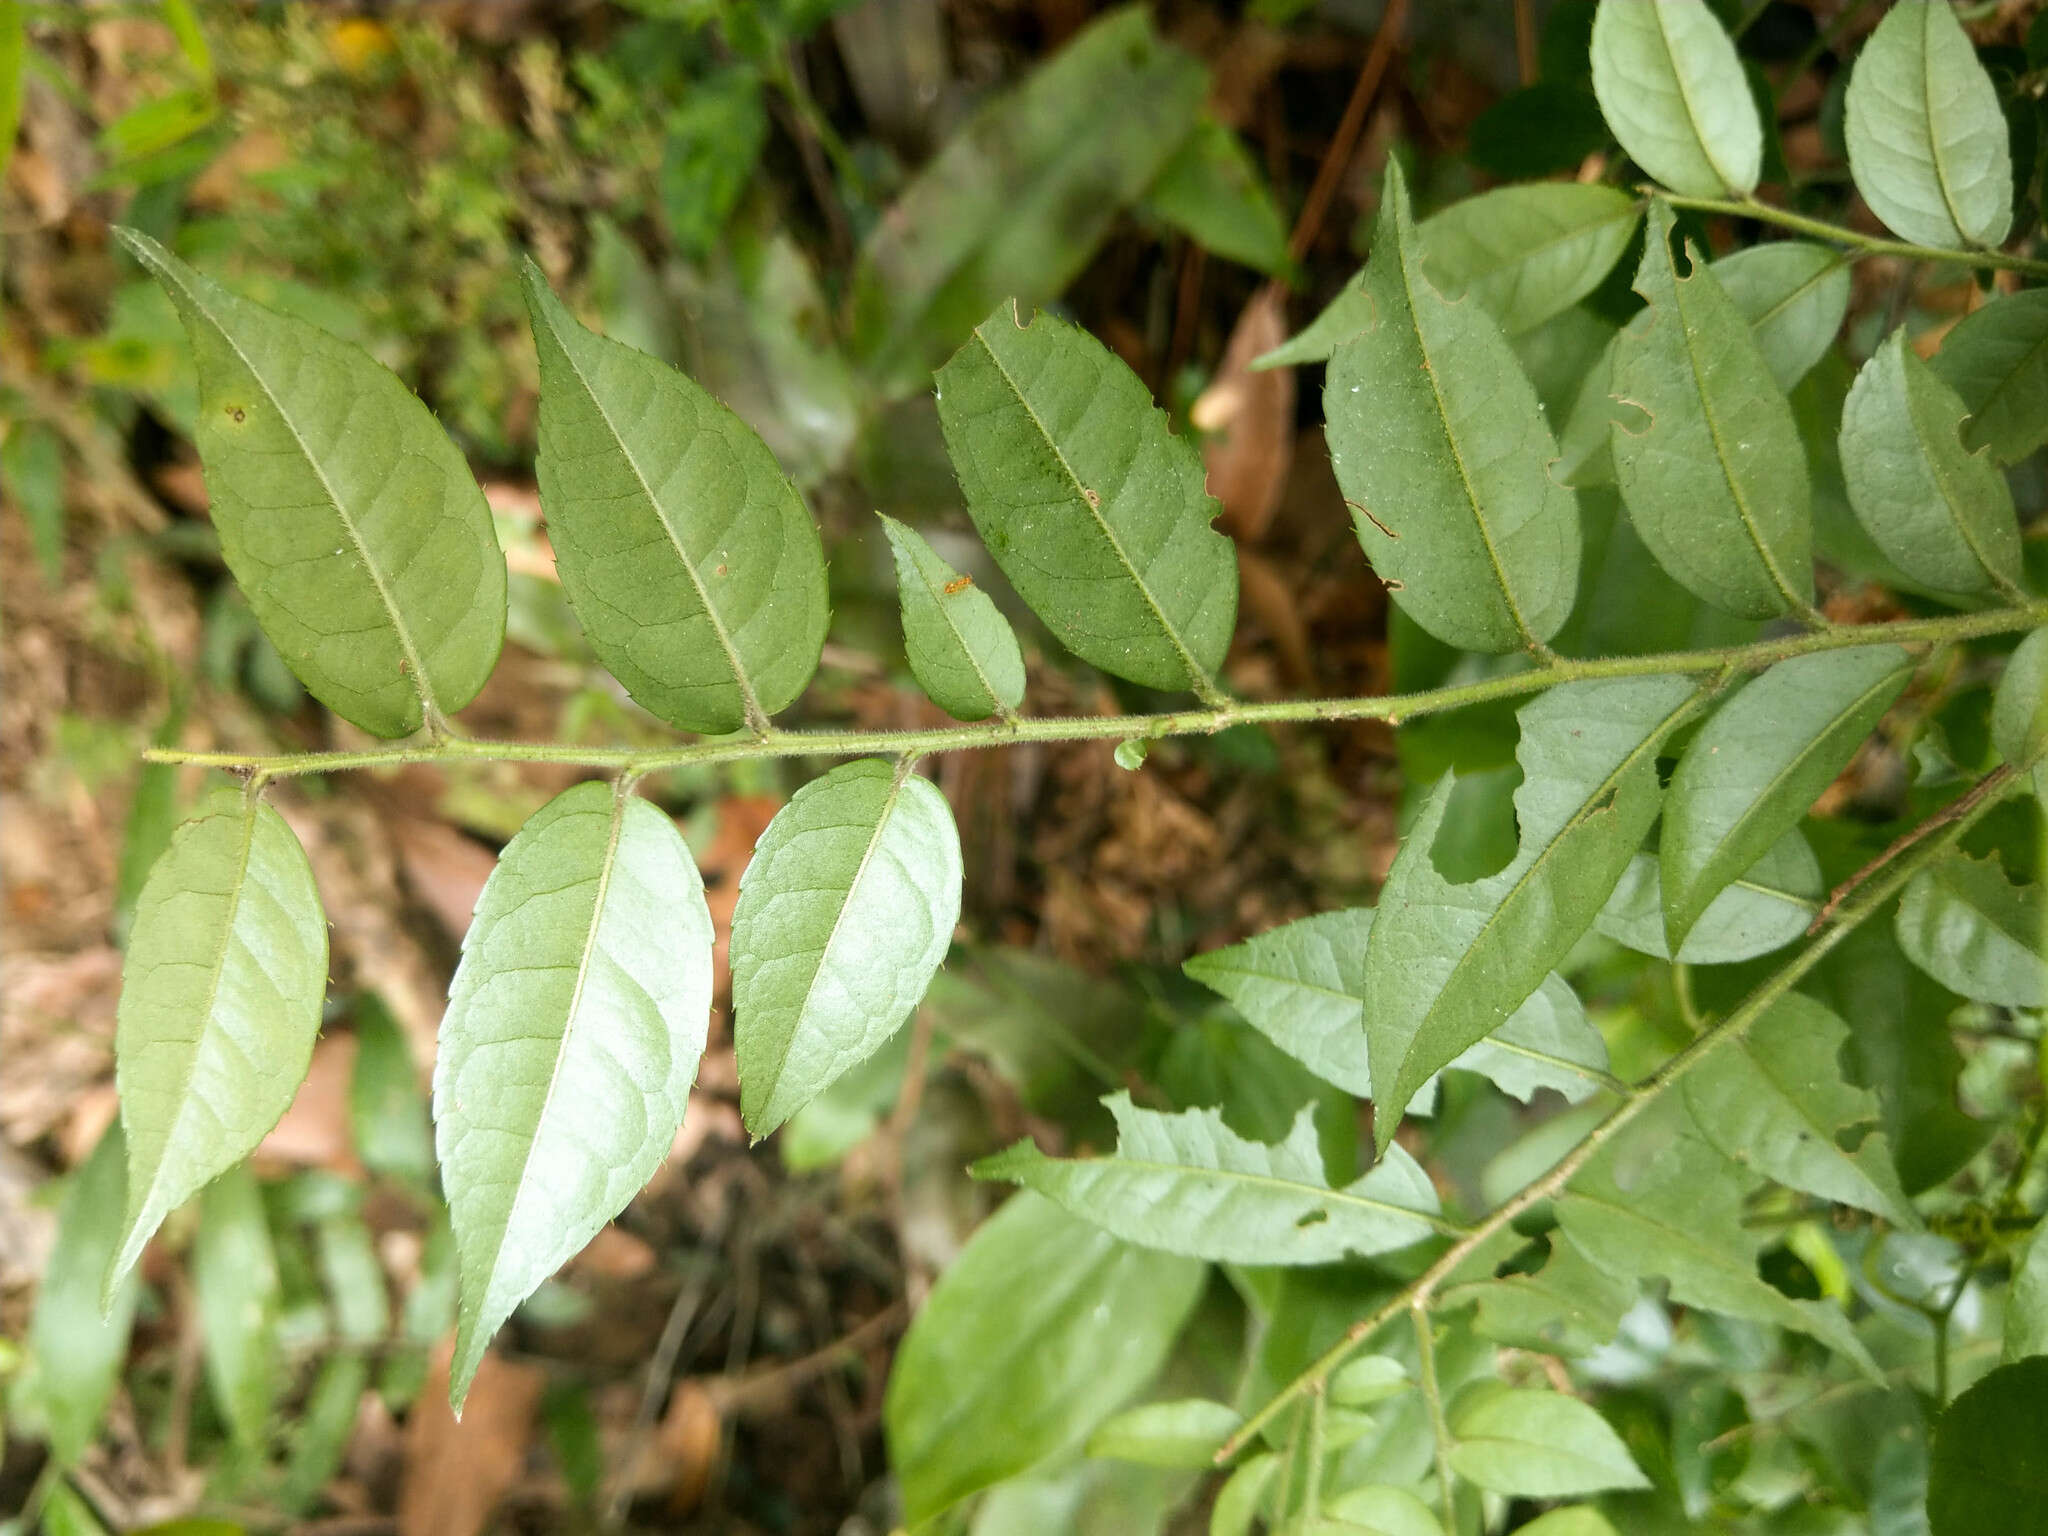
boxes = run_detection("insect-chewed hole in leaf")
[1427,769,1523,884]
[1611,397,1654,437]
[1294,1207,1330,1229]
[1756,1244,1823,1301]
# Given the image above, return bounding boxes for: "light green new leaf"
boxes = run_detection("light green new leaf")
[1596,830,1821,964]
[1329,1355,1410,1408]
[1365,675,1704,1148]
[115,229,505,738]
[1681,994,1916,1224]
[1325,162,1580,653]
[884,1191,1204,1524]
[1710,243,1852,392]
[192,1165,281,1445]
[732,758,962,1137]
[1897,853,2046,1008]
[1610,203,1814,618]
[110,790,327,1296]
[1513,1508,1621,1536]
[1416,183,1641,338]
[1845,0,2012,250]
[1931,289,2048,463]
[1926,1358,2048,1536]
[1589,0,1760,197]
[972,1093,1442,1264]
[1993,627,2048,774]
[434,781,714,1410]
[1444,1231,1632,1357]
[1141,115,1290,277]
[1448,1385,1650,1497]
[1320,1485,1444,1536]
[1841,330,2025,596]
[878,514,1026,721]
[1661,645,1913,952]
[1086,1398,1242,1468]
[522,264,828,734]
[2006,1224,2048,1363]
[936,302,1236,693]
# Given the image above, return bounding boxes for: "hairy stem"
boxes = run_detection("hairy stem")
[1659,192,2048,278]
[1413,1304,1459,1529]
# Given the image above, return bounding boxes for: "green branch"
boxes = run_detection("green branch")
[1659,191,2048,279]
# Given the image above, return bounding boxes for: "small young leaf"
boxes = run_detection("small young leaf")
[1930,289,2048,463]
[1086,1398,1243,1468]
[1993,627,2048,774]
[2007,1224,2048,1363]
[1680,993,1916,1225]
[878,514,1025,721]
[1709,242,1852,392]
[1897,853,2046,1008]
[1447,1386,1651,1496]
[1365,675,1705,1148]
[732,758,962,1138]
[973,1094,1442,1264]
[1845,0,2013,250]
[1661,646,1913,952]
[1328,1355,1410,1408]
[1325,161,1580,653]
[1444,1232,1633,1357]
[1840,330,2025,596]
[1589,0,1761,198]
[883,1191,1204,1524]
[1595,830,1821,964]
[1415,182,1641,337]
[192,1165,281,1445]
[115,229,506,738]
[110,790,327,1296]
[1927,1358,2048,1536]
[1320,1485,1444,1536]
[522,263,829,734]
[1254,279,1371,370]
[1211,1453,1281,1536]
[935,302,1237,695]
[1609,203,1814,619]
[1140,115,1291,277]
[1514,1511,1621,1536]
[435,781,714,1410]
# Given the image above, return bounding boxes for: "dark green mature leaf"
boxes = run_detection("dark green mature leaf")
[2008,1224,2048,1363]
[1897,853,2046,1007]
[732,758,962,1137]
[879,515,1026,721]
[1365,675,1704,1148]
[1595,830,1821,963]
[850,6,1206,396]
[1326,162,1580,653]
[1927,1357,2048,1536]
[1661,646,1913,951]
[1680,993,1916,1224]
[1444,1232,1633,1357]
[192,1165,281,1445]
[1140,115,1290,277]
[1845,0,2013,250]
[1710,243,1852,392]
[1415,182,1641,337]
[1086,1398,1242,1468]
[1610,203,1814,619]
[435,781,714,1410]
[972,1093,1442,1264]
[936,303,1237,694]
[884,1191,1204,1524]
[1448,1385,1651,1496]
[110,790,327,1295]
[1553,489,1760,658]
[522,264,829,734]
[1931,290,2048,463]
[1841,330,2026,596]
[115,229,505,738]
[1589,0,1760,197]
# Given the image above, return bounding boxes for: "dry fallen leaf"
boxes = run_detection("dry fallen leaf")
[1195,285,1296,541]
[398,1341,546,1536]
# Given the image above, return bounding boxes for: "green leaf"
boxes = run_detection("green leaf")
[1512,1510,1621,1536]
[192,1165,280,1445]
[884,1191,1204,1524]
[115,229,505,738]
[1661,646,1913,951]
[879,514,1026,721]
[1319,1485,1443,1535]
[1994,627,2048,773]
[278,1353,368,1514]
[731,758,962,1137]
[1840,330,2026,596]
[1680,993,1916,1225]
[1930,289,2048,463]
[1365,675,1704,1148]
[2007,1224,2048,1363]
[1447,1385,1651,1496]
[521,263,829,734]
[1609,202,1814,619]
[1325,162,1581,653]
[1845,0,2013,249]
[1589,0,1760,197]
[110,790,327,1296]
[1444,1232,1633,1357]
[1595,830,1821,963]
[0,0,24,194]
[850,6,1206,396]
[1329,1355,1410,1408]
[1210,1453,1279,1536]
[1140,115,1291,277]
[434,780,714,1411]
[1255,280,1372,371]
[1415,182,1642,337]
[1709,242,1852,393]
[1927,1357,2048,1536]
[1086,1398,1243,1468]
[347,996,432,1187]
[1,418,65,584]
[972,1094,1442,1264]
[1897,852,2046,1007]
[316,1212,389,1346]
[935,302,1237,694]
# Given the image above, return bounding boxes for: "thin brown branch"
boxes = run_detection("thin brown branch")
[1286,0,1409,264]
[1806,765,2016,935]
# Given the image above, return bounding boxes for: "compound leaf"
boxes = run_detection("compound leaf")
[1590,0,1760,198]
[110,790,327,1297]
[1448,1386,1650,1497]
[1414,182,1642,337]
[936,302,1236,694]
[972,1094,1442,1264]
[1845,0,2013,250]
[1709,242,1852,392]
[732,758,962,1138]
[1596,830,1822,964]
[1897,853,2046,1008]
[116,229,505,739]
[879,514,1025,722]
[522,263,829,734]
[1931,289,2048,463]
[1326,161,1580,654]
[192,1164,281,1446]
[435,781,714,1410]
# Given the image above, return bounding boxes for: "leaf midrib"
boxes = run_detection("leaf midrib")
[1026,1147,1450,1235]
[1919,4,1976,247]
[1651,3,1740,196]
[1429,199,1636,297]
[1716,1032,1891,1208]
[1906,361,2015,587]
[900,531,1007,716]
